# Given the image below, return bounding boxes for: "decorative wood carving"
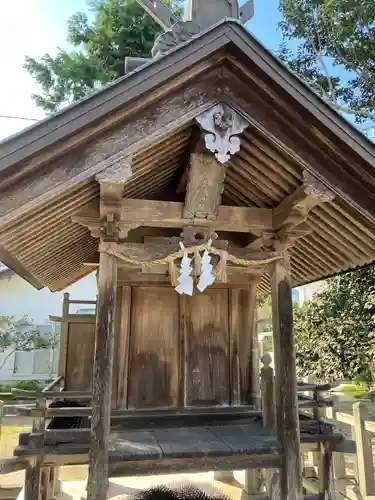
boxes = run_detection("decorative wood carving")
[99,216,136,241]
[265,171,336,250]
[179,226,228,248]
[152,20,200,57]
[302,169,335,203]
[195,104,248,164]
[183,152,226,220]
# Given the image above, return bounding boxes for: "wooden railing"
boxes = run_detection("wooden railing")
[4,366,375,500]
[319,399,375,500]
[0,376,65,500]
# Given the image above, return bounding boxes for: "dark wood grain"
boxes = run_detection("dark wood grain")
[153,427,231,458]
[114,285,131,409]
[271,257,302,500]
[127,286,180,409]
[184,289,230,406]
[229,287,258,406]
[87,252,117,500]
[210,424,281,455]
[65,321,95,391]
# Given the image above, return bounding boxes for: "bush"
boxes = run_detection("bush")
[13,380,43,391]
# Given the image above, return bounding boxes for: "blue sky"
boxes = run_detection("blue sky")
[0,0,283,140]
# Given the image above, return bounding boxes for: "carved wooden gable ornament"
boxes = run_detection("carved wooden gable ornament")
[195,103,249,164]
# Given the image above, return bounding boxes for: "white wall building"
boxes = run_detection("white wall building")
[295,280,325,306]
[0,267,97,383]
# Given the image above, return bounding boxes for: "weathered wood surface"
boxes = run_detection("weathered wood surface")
[116,272,263,286]
[229,287,257,405]
[15,415,343,456]
[24,398,46,500]
[16,418,280,461]
[74,199,273,233]
[65,321,95,391]
[58,283,263,410]
[183,151,226,220]
[58,293,70,378]
[271,257,303,500]
[127,287,180,409]
[113,285,131,409]
[183,289,229,406]
[353,401,375,498]
[87,252,117,500]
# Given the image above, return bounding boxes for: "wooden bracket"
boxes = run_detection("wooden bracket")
[246,169,336,251]
[273,169,335,231]
[95,155,135,242]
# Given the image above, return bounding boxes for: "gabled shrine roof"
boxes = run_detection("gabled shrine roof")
[1,19,375,292]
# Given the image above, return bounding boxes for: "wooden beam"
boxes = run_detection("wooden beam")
[116,270,262,287]
[100,241,280,263]
[183,151,226,220]
[87,252,117,500]
[73,199,273,234]
[271,256,303,500]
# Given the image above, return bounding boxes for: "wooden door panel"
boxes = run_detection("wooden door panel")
[184,289,230,406]
[127,287,180,409]
[65,321,95,391]
[229,288,257,406]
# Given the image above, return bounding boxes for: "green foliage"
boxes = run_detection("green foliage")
[340,383,369,399]
[24,0,182,113]
[279,0,375,123]
[13,380,44,392]
[293,267,375,383]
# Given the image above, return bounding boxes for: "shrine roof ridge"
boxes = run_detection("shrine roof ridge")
[1,19,375,177]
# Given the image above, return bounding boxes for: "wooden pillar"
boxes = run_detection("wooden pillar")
[24,398,46,500]
[87,251,118,500]
[271,257,303,500]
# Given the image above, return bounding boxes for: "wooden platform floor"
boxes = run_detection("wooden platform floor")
[13,412,344,478]
[15,417,282,476]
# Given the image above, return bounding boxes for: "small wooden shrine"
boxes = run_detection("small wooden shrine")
[2,2,375,500]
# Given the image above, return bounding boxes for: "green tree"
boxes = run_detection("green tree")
[0,316,58,370]
[278,0,375,132]
[293,267,375,385]
[24,0,181,113]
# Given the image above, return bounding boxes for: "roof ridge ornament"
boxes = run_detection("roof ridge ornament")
[152,20,200,57]
[195,103,249,164]
[131,1,254,64]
